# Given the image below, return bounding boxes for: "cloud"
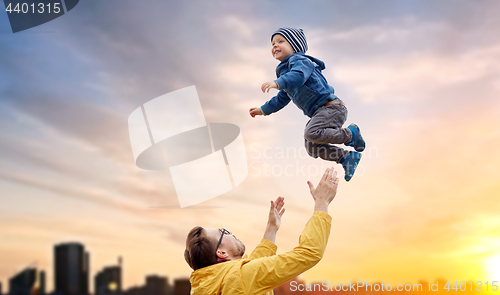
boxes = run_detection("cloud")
[302,15,500,105]
[330,44,500,103]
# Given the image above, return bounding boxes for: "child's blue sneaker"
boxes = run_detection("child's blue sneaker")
[340,151,362,181]
[345,123,365,152]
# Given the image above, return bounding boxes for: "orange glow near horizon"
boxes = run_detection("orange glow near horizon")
[485,255,500,281]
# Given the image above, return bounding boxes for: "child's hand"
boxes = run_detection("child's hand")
[261,81,279,93]
[249,107,264,118]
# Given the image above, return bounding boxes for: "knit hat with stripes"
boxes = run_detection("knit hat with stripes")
[271,27,308,53]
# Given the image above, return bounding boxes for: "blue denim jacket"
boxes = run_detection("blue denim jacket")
[260,52,339,118]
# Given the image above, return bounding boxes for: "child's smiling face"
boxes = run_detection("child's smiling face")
[271,34,295,61]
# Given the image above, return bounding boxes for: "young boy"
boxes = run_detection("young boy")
[249,27,365,181]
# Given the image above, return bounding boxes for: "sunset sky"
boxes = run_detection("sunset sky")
[1,0,500,292]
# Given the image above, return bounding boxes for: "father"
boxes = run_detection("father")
[184,167,339,295]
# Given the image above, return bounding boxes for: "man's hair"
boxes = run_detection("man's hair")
[184,226,218,270]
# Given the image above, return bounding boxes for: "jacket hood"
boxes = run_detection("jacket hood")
[278,52,326,70]
[304,54,325,70]
[190,261,239,294]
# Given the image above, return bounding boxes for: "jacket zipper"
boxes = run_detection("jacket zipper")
[276,70,312,117]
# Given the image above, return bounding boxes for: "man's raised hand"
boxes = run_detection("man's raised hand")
[268,196,285,231]
[307,168,339,213]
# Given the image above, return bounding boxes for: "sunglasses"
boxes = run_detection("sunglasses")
[215,228,232,255]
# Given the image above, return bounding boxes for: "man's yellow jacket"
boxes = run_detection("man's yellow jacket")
[189,211,332,295]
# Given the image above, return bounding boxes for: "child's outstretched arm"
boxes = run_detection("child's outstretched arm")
[257,90,291,117]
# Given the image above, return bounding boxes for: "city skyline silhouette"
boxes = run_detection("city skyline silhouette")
[0,242,190,295]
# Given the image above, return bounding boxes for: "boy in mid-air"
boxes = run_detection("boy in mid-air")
[249,27,365,181]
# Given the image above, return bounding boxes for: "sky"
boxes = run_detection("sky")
[1,0,500,292]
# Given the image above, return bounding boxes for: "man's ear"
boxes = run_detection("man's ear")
[216,249,229,260]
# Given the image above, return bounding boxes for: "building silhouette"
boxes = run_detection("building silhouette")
[122,283,146,295]
[145,275,169,295]
[172,279,190,295]
[54,243,89,295]
[38,271,46,295]
[8,267,45,295]
[2,241,192,295]
[95,257,122,295]
[122,275,190,295]
[122,285,144,295]
[9,267,35,295]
